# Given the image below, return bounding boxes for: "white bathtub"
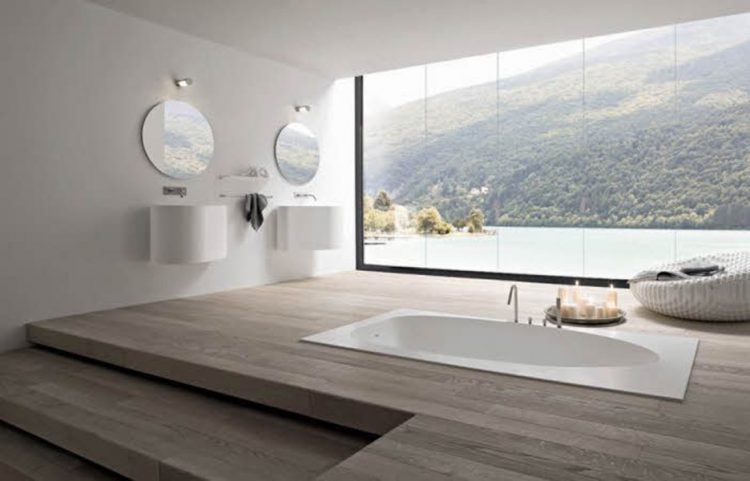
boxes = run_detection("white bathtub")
[302,309,698,400]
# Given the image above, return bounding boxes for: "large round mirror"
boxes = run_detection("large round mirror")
[142,100,214,179]
[274,123,320,185]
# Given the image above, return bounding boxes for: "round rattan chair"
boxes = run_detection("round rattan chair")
[629,252,750,322]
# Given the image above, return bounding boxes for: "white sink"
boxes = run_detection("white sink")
[277,205,344,250]
[150,205,227,264]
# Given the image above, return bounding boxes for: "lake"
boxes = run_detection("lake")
[364,227,750,279]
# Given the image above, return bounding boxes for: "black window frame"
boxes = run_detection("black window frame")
[354,75,628,288]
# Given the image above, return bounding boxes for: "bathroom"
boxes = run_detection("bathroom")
[0,0,749,480]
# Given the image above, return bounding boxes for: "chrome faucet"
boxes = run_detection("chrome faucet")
[294,192,317,201]
[507,284,518,323]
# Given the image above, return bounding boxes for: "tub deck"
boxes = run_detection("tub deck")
[23,271,750,480]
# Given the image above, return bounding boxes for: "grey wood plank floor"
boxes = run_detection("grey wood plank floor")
[0,422,123,481]
[25,271,750,480]
[0,348,372,481]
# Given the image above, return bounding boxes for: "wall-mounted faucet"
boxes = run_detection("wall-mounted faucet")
[294,192,317,201]
[163,186,187,198]
[507,284,518,323]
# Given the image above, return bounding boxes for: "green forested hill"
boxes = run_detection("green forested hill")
[364,16,750,229]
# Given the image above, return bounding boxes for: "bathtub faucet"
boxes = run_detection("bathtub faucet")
[507,285,518,323]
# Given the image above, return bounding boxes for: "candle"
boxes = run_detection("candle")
[605,301,619,318]
[572,281,581,304]
[595,305,606,319]
[606,284,618,308]
[584,300,596,319]
[560,302,577,318]
[557,287,568,304]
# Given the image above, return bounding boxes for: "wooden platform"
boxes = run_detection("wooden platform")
[0,422,123,481]
[0,348,371,481]
[18,271,750,480]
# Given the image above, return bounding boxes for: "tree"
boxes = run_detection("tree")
[415,207,452,235]
[451,217,468,230]
[373,190,392,212]
[364,195,395,233]
[467,208,485,233]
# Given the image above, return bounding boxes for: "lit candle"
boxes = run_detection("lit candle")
[560,303,577,318]
[572,281,581,304]
[605,301,619,318]
[584,299,596,318]
[557,287,568,304]
[606,284,618,308]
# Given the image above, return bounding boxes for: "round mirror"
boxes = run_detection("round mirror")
[274,123,320,185]
[142,100,214,179]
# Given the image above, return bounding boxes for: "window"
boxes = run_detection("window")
[358,12,750,284]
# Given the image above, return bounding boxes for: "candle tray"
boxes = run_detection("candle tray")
[544,306,626,326]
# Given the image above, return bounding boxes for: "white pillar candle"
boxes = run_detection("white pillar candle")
[605,302,619,317]
[576,290,587,313]
[595,305,606,319]
[560,303,577,318]
[571,281,581,304]
[584,300,596,318]
[606,284,618,308]
[557,287,568,304]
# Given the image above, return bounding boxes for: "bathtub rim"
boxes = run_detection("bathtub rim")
[301,309,699,401]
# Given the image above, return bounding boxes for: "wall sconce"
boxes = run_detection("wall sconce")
[294,105,312,113]
[175,78,193,88]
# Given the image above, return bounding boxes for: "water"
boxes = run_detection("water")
[364,227,750,279]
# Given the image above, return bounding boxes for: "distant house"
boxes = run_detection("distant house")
[393,205,410,232]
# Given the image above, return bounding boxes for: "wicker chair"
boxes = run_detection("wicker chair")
[629,252,750,322]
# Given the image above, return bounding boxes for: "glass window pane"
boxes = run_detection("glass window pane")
[363,65,425,267]
[675,13,750,230]
[494,41,584,228]
[584,26,676,229]
[361,12,750,281]
[492,41,585,276]
[421,54,498,271]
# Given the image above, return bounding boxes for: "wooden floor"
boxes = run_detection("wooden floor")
[19,271,750,480]
[0,348,371,481]
[0,422,123,481]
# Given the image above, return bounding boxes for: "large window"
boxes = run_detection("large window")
[359,12,750,284]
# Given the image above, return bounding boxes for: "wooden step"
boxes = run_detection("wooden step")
[0,422,123,481]
[27,310,412,435]
[0,348,373,481]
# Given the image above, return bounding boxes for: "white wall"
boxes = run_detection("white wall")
[0,0,355,351]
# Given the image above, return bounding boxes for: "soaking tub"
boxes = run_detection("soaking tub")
[302,309,698,400]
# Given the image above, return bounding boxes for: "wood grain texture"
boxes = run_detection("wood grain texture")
[24,271,750,480]
[0,349,371,481]
[0,422,123,481]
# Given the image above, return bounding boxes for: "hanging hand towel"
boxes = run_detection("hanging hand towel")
[244,193,268,231]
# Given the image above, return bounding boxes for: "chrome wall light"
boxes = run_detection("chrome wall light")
[294,105,311,113]
[175,78,193,88]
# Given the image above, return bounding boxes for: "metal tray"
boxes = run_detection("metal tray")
[545,306,626,326]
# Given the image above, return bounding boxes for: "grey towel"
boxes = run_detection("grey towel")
[244,194,268,231]
[629,263,724,284]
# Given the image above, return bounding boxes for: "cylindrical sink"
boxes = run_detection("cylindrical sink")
[277,205,344,250]
[150,205,227,264]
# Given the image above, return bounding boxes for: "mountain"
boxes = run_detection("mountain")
[363,14,750,229]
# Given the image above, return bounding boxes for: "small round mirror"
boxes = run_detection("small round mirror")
[142,100,214,179]
[274,123,320,185]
